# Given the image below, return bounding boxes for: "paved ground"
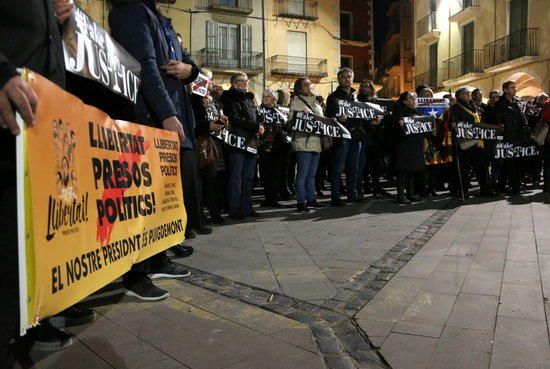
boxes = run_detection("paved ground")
[18,189,550,369]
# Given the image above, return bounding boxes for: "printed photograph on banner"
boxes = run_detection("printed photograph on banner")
[18,71,185,329]
[191,73,209,97]
[415,98,449,119]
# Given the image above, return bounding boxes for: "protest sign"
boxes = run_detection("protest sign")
[494,142,539,159]
[17,71,185,334]
[211,128,258,154]
[62,6,141,103]
[336,99,379,119]
[257,107,287,125]
[455,122,503,140]
[415,98,449,118]
[191,73,209,97]
[291,112,351,139]
[402,116,435,135]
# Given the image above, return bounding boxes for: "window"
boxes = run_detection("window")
[206,21,252,68]
[462,22,474,73]
[340,12,352,40]
[341,56,353,69]
[287,31,307,74]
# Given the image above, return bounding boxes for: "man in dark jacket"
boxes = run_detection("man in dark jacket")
[109,0,197,301]
[495,80,531,195]
[221,72,263,219]
[325,68,359,206]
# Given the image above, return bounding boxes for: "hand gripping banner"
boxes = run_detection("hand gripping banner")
[16,70,185,334]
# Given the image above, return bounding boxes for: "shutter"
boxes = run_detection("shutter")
[206,20,219,65]
[240,24,252,68]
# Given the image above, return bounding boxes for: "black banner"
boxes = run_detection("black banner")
[292,112,351,139]
[495,143,539,159]
[257,107,287,124]
[336,100,379,119]
[211,128,257,154]
[455,122,502,140]
[62,6,141,103]
[402,116,435,136]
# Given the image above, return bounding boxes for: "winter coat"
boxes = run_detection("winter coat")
[289,94,323,153]
[0,0,65,173]
[326,86,365,140]
[392,104,426,173]
[109,1,199,149]
[221,88,260,151]
[495,96,531,145]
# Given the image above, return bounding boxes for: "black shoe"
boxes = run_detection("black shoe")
[397,197,411,204]
[306,200,325,208]
[373,192,385,199]
[149,260,191,279]
[211,214,225,224]
[170,243,194,258]
[195,226,213,235]
[125,277,169,301]
[331,198,345,207]
[480,189,497,197]
[185,228,197,239]
[247,211,261,218]
[261,200,284,208]
[34,321,73,351]
[296,203,310,212]
[279,192,292,201]
[228,213,245,220]
[49,306,97,329]
[407,195,421,202]
[352,197,367,203]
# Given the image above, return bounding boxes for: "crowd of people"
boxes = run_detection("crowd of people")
[1,0,550,367]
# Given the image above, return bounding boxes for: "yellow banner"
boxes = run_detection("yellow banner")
[19,71,186,331]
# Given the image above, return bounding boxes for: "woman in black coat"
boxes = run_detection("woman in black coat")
[392,92,426,204]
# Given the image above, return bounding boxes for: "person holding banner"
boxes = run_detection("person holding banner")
[542,99,550,193]
[450,87,493,198]
[391,92,426,204]
[289,77,324,212]
[109,0,194,300]
[221,72,263,219]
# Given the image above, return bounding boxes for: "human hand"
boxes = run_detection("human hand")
[209,120,223,132]
[162,116,185,141]
[161,60,193,80]
[219,115,228,125]
[338,113,348,122]
[0,75,38,136]
[399,119,404,127]
[258,125,265,135]
[53,0,74,24]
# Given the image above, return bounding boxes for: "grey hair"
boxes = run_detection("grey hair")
[337,67,354,79]
[230,72,248,84]
[262,89,278,102]
[201,68,213,80]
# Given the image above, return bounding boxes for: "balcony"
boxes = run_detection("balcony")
[385,21,400,44]
[442,49,484,84]
[268,55,327,79]
[449,0,481,24]
[193,48,263,75]
[273,0,318,21]
[195,0,252,14]
[417,11,440,43]
[414,68,443,89]
[484,28,539,72]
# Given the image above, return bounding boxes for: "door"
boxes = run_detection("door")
[240,24,252,69]
[287,31,307,74]
[462,22,474,75]
[218,23,238,68]
[429,42,438,87]
[509,0,528,60]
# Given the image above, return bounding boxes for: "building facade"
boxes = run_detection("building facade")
[376,0,414,98]
[339,0,375,85]
[414,0,549,97]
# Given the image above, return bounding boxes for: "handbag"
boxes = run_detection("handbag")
[196,135,218,169]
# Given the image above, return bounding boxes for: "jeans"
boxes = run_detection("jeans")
[295,152,320,204]
[227,150,257,216]
[330,139,350,200]
[346,138,366,200]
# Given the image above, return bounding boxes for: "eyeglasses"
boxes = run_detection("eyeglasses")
[235,79,249,83]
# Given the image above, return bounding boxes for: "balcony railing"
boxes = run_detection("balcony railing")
[195,0,252,14]
[193,48,263,73]
[385,21,401,42]
[442,49,483,80]
[484,28,539,68]
[414,68,441,89]
[268,55,327,78]
[451,0,479,17]
[417,11,437,37]
[274,0,318,21]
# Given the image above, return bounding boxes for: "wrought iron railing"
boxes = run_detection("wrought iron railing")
[268,55,327,77]
[417,11,437,37]
[193,48,263,71]
[195,0,252,12]
[273,0,318,20]
[451,0,480,17]
[442,49,483,80]
[414,68,441,89]
[484,28,539,68]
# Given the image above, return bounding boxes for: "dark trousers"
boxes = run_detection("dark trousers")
[544,142,550,191]
[364,144,383,193]
[499,158,522,194]
[458,146,490,193]
[259,150,286,203]
[200,162,221,220]
[397,171,423,199]
[0,174,18,368]
[227,150,257,216]
[181,149,204,230]
[286,152,297,193]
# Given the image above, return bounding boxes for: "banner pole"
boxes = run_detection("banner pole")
[16,113,29,336]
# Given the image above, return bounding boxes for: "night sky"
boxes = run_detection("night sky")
[373,0,391,71]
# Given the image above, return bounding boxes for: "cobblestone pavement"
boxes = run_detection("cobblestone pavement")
[21,191,549,369]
